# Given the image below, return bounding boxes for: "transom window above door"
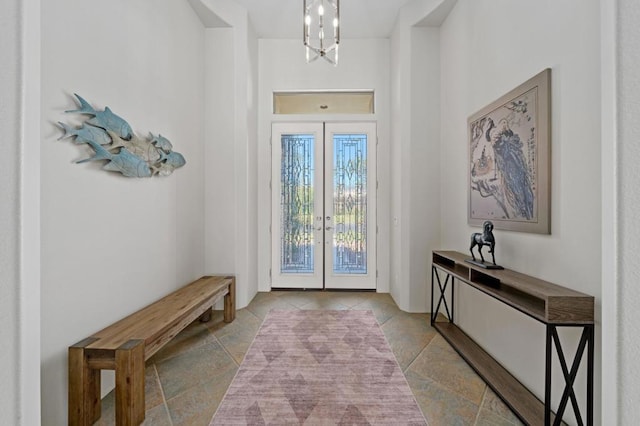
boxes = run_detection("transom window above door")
[273,91,375,115]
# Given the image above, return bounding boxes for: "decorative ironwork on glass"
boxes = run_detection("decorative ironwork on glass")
[333,134,367,274]
[280,134,316,274]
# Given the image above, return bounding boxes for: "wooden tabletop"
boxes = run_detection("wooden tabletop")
[432,251,594,324]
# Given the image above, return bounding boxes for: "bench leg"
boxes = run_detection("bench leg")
[115,340,145,426]
[69,338,101,426]
[224,276,236,323]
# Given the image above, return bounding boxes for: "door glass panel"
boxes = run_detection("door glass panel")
[333,134,367,274]
[280,134,316,274]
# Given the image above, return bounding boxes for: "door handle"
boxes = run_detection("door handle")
[316,227,323,231]
[326,226,333,231]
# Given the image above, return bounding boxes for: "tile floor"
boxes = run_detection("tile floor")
[95,291,523,425]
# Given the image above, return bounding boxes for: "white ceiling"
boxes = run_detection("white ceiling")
[230,0,416,39]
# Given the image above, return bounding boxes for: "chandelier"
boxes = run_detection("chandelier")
[303,0,340,65]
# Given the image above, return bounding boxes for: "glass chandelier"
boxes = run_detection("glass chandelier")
[303,0,340,65]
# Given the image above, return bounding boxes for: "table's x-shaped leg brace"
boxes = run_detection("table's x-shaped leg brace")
[545,324,595,426]
[431,267,454,324]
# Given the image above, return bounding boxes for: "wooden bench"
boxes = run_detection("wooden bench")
[68,275,235,426]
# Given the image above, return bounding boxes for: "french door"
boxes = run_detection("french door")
[271,122,376,290]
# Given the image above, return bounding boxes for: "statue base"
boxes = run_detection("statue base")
[465,259,504,270]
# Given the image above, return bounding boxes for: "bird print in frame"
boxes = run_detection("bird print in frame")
[468,69,551,234]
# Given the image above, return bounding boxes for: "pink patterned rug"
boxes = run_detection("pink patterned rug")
[211,310,427,425]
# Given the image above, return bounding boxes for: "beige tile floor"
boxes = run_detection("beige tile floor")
[95,291,523,425]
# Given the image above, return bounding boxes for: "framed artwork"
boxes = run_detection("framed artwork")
[468,68,551,234]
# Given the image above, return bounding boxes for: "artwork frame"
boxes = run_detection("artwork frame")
[468,68,551,234]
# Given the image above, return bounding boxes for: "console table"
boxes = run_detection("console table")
[431,250,594,426]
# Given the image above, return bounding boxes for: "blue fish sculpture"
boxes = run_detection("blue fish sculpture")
[77,139,152,178]
[149,133,173,152]
[57,122,112,145]
[106,131,162,164]
[153,151,187,176]
[161,151,186,169]
[66,94,133,140]
[60,94,186,178]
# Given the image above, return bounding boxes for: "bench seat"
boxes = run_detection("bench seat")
[68,275,235,426]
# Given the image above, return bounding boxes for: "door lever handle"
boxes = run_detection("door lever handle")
[325,226,333,231]
[316,227,322,231]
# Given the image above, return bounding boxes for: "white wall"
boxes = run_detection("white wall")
[40,1,206,424]
[390,25,439,312]
[410,27,441,312]
[256,38,391,294]
[1,0,41,424]
[617,0,640,423]
[1,1,23,422]
[247,25,260,303]
[389,0,450,312]
[599,0,618,422]
[201,0,259,309]
[237,20,259,308]
[205,28,236,277]
[439,0,601,423]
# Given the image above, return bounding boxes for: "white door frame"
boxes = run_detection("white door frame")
[271,121,377,290]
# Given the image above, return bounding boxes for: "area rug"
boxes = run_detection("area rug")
[210,310,427,425]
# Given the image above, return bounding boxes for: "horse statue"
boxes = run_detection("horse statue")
[470,220,497,265]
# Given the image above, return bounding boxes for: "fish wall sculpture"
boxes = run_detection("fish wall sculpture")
[58,94,186,178]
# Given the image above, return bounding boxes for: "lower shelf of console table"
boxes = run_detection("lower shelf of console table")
[433,322,560,425]
[431,250,594,426]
